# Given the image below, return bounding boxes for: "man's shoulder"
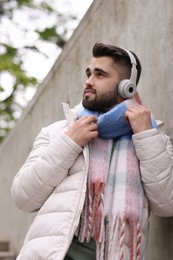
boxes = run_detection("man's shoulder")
[47,119,67,129]
[40,120,67,137]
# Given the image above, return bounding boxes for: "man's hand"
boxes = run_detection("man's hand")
[66,115,98,147]
[125,105,152,134]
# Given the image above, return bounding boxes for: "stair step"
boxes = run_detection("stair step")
[0,251,16,260]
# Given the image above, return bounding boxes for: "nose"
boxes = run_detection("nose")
[85,75,94,87]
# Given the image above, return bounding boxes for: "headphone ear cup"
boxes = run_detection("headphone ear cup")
[118,80,137,98]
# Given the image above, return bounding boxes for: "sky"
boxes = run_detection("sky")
[30,0,94,80]
[0,0,93,104]
[67,0,93,19]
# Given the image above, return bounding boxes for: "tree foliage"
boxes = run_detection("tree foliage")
[0,0,77,143]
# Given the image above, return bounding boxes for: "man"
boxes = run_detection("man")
[11,43,173,260]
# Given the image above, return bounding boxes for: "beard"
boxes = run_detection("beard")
[82,87,118,112]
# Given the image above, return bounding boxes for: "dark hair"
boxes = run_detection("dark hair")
[92,43,142,85]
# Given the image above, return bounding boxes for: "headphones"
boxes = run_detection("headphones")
[118,48,138,99]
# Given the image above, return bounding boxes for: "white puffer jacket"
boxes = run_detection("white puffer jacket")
[11,111,173,260]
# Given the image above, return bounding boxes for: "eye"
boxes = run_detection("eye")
[86,69,91,78]
[96,71,104,78]
[86,72,91,78]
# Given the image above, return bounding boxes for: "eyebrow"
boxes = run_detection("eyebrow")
[86,67,109,76]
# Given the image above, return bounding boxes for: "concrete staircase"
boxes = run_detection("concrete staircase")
[0,242,16,260]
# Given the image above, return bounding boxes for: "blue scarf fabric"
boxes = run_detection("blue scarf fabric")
[77,100,157,139]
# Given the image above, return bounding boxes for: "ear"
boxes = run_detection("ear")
[118,79,137,98]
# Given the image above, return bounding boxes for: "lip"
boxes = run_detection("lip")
[84,89,96,95]
[84,91,95,98]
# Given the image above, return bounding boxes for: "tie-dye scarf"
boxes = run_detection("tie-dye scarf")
[62,95,156,260]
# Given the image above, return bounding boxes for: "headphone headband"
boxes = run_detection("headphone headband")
[117,48,138,99]
[121,48,138,85]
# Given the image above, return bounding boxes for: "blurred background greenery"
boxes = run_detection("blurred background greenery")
[0,0,92,142]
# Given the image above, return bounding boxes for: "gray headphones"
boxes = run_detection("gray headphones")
[118,48,138,99]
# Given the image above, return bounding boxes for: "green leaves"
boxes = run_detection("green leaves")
[36,27,66,47]
[0,42,38,141]
[0,0,77,143]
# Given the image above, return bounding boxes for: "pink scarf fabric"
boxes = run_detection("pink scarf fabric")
[77,136,144,260]
[75,96,145,260]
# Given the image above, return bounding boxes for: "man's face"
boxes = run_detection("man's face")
[82,56,122,112]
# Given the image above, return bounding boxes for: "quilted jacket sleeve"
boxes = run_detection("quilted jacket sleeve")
[11,123,83,213]
[132,128,173,217]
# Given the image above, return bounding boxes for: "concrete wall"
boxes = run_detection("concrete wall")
[0,0,173,258]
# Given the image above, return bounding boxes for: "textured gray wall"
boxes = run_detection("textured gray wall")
[0,0,173,258]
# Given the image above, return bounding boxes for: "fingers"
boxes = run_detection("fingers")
[79,115,98,126]
[126,104,149,112]
[125,105,152,134]
[66,115,98,147]
[83,115,98,123]
[75,116,98,135]
[125,105,150,118]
